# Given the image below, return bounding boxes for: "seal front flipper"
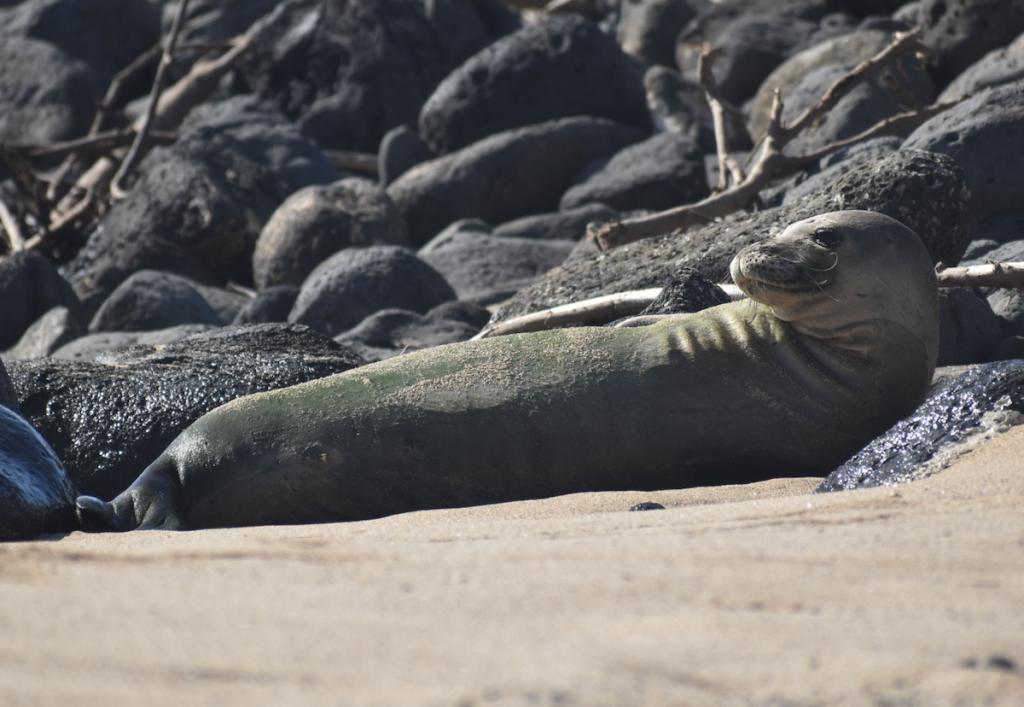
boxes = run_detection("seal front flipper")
[76,455,185,531]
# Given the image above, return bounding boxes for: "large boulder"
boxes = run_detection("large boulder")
[0,404,77,540]
[0,36,99,144]
[60,96,339,310]
[334,308,480,362]
[559,132,709,213]
[902,81,1024,230]
[87,271,227,334]
[7,324,366,500]
[938,31,1024,101]
[234,0,520,152]
[418,15,651,155]
[491,150,973,322]
[918,0,1024,89]
[617,0,708,68]
[253,178,409,291]
[387,117,645,246]
[289,245,456,336]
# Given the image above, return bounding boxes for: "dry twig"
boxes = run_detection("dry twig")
[109,0,192,199]
[0,197,24,252]
[590,30,953,252]
[323,150,380,176]
[936,262,1024,290]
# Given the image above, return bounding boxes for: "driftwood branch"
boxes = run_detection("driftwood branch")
[478,263,1024,339]
[699,48,747,191]
[936,262,1024,290]
[9,129,178,160]
[473,289,664,339]
[0,197,24,252]
[109,0,191,199]
[323,150,380,176]
[590,30,953,252]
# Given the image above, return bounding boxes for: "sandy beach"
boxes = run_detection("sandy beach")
[2,425,1023,706]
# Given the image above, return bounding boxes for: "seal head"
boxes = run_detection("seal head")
[730,210,939,380]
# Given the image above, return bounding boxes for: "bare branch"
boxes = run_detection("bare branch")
[8,129,178,160]
[0,197,24,252]
[936,262,1024,290]
[590,30,955,253]
[110,0,191,199]
[474,289,664,339]
[698,47,732,192]
[323,150,380,176]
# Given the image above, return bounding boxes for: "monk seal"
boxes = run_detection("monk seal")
[76,210,939,531]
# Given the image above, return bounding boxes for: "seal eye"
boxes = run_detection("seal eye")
[813,228,842,249]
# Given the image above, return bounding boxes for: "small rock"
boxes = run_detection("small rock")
[629,502,665,511]
[8,324,366,499]
[378,125,436,186]
[0,403,77,540]
[88,271,226,334]
[387,117,645,246]
[1,306,85,362]
[937,288,1003,366]
[424,300,492,329]
[617,0,707,68]
[289,245,456,336]
[0,251,82,350]
[559,132,709,213]
[638,268,732,316]
[0,358,18,413]
[253,178,409,291]
[987,289,1024,339]
[418,227,576,304]
[492,203,620,242]
[232,285,301,325]
[418,14,650,155]
[334,308,479,362]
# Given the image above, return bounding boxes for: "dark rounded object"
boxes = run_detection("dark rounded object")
[0,404,77,540]
[232,285,301,325]
[0,250,82,350]
[378,125,436,186]
[289,246,456,336]
[629,502,665,511]
[418,15,650,155]
[88,270,224,334]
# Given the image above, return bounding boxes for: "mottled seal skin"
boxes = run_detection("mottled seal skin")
[77,211,938,531]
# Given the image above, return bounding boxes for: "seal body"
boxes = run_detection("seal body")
[78,210,939,531]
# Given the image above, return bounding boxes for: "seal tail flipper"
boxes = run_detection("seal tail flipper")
[75,455,185,532]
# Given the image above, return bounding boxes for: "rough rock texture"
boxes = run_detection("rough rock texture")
[636,268,732,316]
[617,0,707,68]
[748,29,928,140]
[0,359,18,413]
[936,288,1003,366]
[289,245,456,336]
[644,65,751,153]
[818,360,1024,491]
[7,324,366,499]
[776,136,902,206]
[902,81,1024,229]
[418,15,650,155]
[559,132,708,213]
[0,36,99,144]
[0,251,83,351]
[918,0,1024,89]
[700,15,820,105]
[0,0,160,86]
[378,125,436,186]
[253,178,409,291]
[491,150,973,322]
[87,271,226,334]
[1,306,85,362]
[0,404,77,540]
[232,285,301,325]
[424,299,492,329]
[492,203,620,242]
[60,97,339,308]
[334,308,479,362]
[234,0,520,152]
[779,59,933,155]
[418,228,575,303]
[939,32,1024,100]
[50,324,221,362]
[387,117,645,246]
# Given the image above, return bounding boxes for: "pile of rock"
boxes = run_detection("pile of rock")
[1,0,1023,538]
